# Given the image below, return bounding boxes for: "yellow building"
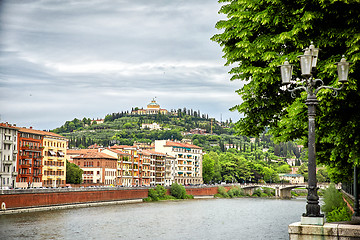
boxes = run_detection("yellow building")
[42,133,67,187]
[132,98,168,115]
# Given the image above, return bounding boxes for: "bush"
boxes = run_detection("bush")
[321,183,352,222]
[228,186,244,198]
[217,186,229,198]
[170,183,187,199]
[322,183,345,214]
[263,187,275,196]
[326,206,351,222]
[148,188,159,201]
[253,188,262,197]
[155,185,167,198]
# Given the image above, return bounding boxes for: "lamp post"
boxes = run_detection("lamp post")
[279,42,350,221]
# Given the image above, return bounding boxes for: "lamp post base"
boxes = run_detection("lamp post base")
[301,216,325,226]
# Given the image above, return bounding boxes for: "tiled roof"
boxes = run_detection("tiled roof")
[164,141,202,149]
[110,144,136,149]
[141,150,166,156]
[16,127,66,139]
[73,151,117,160]
[0,122,17,129]
[106,149,131,156]
[67,149,98,155]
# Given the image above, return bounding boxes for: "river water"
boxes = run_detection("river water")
[0,198,306,240]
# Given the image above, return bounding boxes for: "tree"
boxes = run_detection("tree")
[66,160,83,184]
[212,0,360,183]
[277,164,291,174]
[170,183,187,199]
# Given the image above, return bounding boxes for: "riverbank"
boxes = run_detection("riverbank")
[0,185,223,214]
[0,195,215,215]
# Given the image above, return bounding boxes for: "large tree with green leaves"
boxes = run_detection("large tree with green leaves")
[66,160,83,184]
[212,0,360,182]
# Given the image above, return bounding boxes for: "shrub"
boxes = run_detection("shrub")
[148,188,159,201]
[321,183,345,214]
[217,186,229,198]
[321,183,352,222]
[326,206,351,222]
[263,187,275,196]
[170,183,187,199]
[253,188,262,197]
[228,186,244,197]
[155,185,167,198]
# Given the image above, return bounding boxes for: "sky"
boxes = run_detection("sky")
[0,0,244,130]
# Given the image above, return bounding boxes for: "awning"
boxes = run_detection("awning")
[58,152,65,157]
[48,150,56,156]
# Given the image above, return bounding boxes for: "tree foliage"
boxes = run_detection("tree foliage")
[66,160,83,184]
[212,0,360,183]
[321,183,351,222]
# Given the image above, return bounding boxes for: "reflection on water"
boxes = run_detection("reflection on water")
[0,198,306,240]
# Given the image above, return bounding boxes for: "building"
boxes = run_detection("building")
[16,127,68,188]
[141,123,161,130]
[279,174,305,184]
[164,155,176,186]
[73,151,117,185]
[66,149,98,163]
[42,132,68,187]
[131,98,168,115]
[138,150,153,186]
[0,123,18,189]
[155,140,203,185]
[92,118,104,124]
[101,148,132,186]
[109,145,140,186]
[16,127,44,188]
[140,150,166,186]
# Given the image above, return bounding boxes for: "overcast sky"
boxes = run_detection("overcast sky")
[0,0,243,130]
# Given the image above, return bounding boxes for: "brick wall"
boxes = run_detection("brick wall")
[0,185,230,210]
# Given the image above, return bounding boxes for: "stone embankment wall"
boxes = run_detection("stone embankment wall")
[0,186,223,210]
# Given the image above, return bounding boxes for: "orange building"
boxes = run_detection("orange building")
[16,127,68,188]
[16,127,44,188]
[73,151,117,185]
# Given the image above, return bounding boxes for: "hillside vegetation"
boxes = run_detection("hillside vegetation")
[52,109,330,184]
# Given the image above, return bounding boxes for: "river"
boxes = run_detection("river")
[0,197,306,240]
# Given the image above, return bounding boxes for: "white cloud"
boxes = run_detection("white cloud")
[0,0,242,129]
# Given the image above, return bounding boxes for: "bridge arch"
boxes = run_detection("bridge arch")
[238,184,306,199]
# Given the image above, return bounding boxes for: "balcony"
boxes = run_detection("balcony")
[19,163,31,168]
[4,140,13,145]
[2,160,14,165]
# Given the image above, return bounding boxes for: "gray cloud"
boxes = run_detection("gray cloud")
[0,0,242,129]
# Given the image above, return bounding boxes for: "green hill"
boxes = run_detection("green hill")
[52,109,235,149]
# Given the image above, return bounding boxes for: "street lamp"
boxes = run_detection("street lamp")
[279,42,350,223]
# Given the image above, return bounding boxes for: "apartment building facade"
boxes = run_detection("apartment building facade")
[42,133,68,187]
[155,140,203,185]
[101,148,132,186]
[16,127,44,188]
[73,151,117,185]
[0,123,18,189]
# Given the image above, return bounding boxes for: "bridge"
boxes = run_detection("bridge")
[235,183,330,199]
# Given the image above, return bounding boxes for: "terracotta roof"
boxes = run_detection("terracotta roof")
[73,151,117,160]
[106,149,131,156]
[141,150,166,156]
[16,127,66,139]
[0,123,17,129]
[110,144,136,149]
[164,141,202,149]
[67,149,98,155]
